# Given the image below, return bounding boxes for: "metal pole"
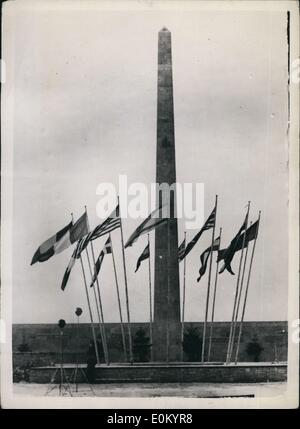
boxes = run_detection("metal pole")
[231,221,252,359]
[110,233,127,362]
[147,234,153,361]
[180,232,187,362]
[201,195,218,363]
[79,255,100,364]
[207,227,222,362]
[226,201,250,364]
[84,206,109,365]
[118,196,133,363]
[85,246,109,365]
[234,212,260,364]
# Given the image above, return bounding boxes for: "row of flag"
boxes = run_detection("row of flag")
[31,200,260,293]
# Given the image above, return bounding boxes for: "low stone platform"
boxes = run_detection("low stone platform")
[28,362,287,384]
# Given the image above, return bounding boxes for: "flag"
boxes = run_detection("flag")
[218,213,248,275]
[135,244,150,272]
[61,241,82,291]
[31,221,72,265]
[54,212,89,254]
[125,206,168,248]
[90,237,112,287]
[178,238,186,261]
[76,205,120,258]
[197,236,220,282]
[218,219,259,266]
[180,205,216,261]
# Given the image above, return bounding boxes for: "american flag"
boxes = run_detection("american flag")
[75,205,120,258]
[181,205,216,260]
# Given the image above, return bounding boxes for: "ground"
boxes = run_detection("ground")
[13,382,286,398]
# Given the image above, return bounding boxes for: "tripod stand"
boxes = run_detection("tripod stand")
[69,314,95,395]
[45,328,72,397]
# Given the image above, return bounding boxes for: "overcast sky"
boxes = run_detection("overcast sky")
[6,4,289,324]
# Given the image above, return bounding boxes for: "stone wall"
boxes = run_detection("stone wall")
[13,321,287,368]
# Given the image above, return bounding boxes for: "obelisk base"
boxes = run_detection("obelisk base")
[152,321,182,362]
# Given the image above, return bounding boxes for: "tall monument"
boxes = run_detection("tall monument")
[153,28,181,362]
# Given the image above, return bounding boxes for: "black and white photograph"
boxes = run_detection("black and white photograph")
[1,0,299,409]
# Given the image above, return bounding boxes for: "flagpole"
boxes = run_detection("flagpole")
[201,195,218,363]
[118,196,133,364]
[70,212,99,364]
[84,207,109,365]
[230,221,252,359]
[85,247,109,365]
[79,255,100,365]
[207,227,222,362]
[226,201,250,364]
[180,231,187,362]
[234,212,260,364]
[147,234,153,362]
[110,233,127,362]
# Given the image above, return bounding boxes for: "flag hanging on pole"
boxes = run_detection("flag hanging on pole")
[75,205,120,257]
[178,238,186,261]
[31,221,73,265]
[135,243,150,272]
[197,235,221,282]
[61,240,82,291]
[54,212,89,254]
[179,205,216,261]
[218,213,249,275]
[125,206,167,248]
[90,236,112,287]
[31,212,89,265]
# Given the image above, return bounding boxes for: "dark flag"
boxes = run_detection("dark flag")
[76,205,120,258]
[125,206,167,248]
[31,221,72,265]
[90,237,112,287]
[61,240,82,291]
[178,238,186,261]
[218,213,248,275]
[180,205,216,261]
[197,236,220,282]
[135,244,150,272]
[218,219,259,264]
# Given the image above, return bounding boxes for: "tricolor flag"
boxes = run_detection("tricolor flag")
[31,213,89,265]
[197,235,221,282]
[218,213,248,275]
[178,238,186,261]
[90,237,112,287]
[180,205,216,261]
[135,244,150,272]
[125,206,167,248]
[61,241,82,291]
[54,212,89,254]
[76,205,120,258]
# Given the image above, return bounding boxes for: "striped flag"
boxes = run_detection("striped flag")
[178,238,186,261]
[90,237,112,287]
[180,205,216,261]
[54,212,88,254]
[135,243,150,272]
[75,205,120,258]
[197,235,221,282]
[31,221,72,265]
[61,241,82,291]
[125,206,167,248]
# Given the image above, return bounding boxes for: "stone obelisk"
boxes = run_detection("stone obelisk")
[153,28,181,362]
